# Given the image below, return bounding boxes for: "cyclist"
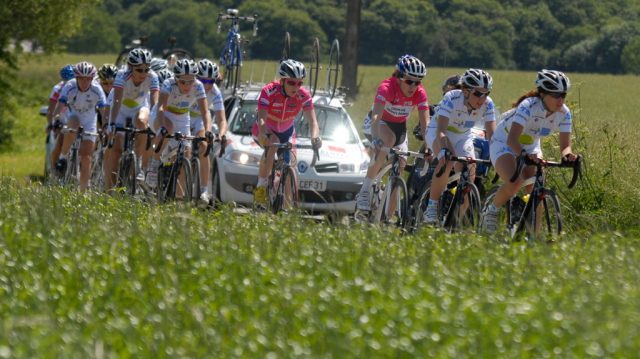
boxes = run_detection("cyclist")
[354,54,429,216]
[188,59,228,204]
[47,64,75,174]
[150,57,168,73]
[96,64,118,129]
[480,69,578,233]
[103,48,159,191]
[146,59,213,194]
[148,69,174,132]
[251,59,322,206]
[51,61,107,191]
[422,68,496,224]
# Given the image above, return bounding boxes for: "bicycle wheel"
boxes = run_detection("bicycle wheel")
[157,163,168,203]
[527,189,563,241]
[282,32,291,60]
[383,177,408,227]
[410,187,431,232]
[308,37,320,96]
[448,183,482,231]
[118,153,137,196]
[63,150,79,188]
[191,157,201,202]
[326,39,340,99]
[90,147,105,191]
[269,169,283,214]
[281,165,299,212]
[172,157,193,202]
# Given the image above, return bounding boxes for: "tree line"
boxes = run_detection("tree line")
[64,0,640,74]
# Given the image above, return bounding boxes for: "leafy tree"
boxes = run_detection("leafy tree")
[65,6,122,53]
[621,36,640,74]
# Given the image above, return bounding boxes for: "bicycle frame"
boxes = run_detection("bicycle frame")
[217,9,258,68]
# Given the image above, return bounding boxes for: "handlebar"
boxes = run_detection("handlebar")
[265,142,320,167]
[108,124,155,150]
[155,130,226,158]
[510,154,582,189]
[434,152,492,178]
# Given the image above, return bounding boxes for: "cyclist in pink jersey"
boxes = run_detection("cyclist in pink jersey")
[251,59,322,206]
[355,54,430,214]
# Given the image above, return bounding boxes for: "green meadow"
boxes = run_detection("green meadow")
[1,53,639,357]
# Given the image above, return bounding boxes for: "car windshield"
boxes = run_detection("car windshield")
[229,101,358,144]
[295,105,358,144]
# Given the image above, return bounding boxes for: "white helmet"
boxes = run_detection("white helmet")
[150,57,168,72]
[74,61,97,77]
[461,68,493,90]
[127,48,152,66]
[157,69,174,84]
[278,59,306,79]
[197,59,219,79]
[396,55,427,79]
[173,59,198,77]
[536,69,571,93]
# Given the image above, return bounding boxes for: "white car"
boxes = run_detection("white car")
[209,85,370,215]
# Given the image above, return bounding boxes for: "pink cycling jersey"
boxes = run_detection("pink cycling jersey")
[374,77,429,123]
[257,81,314,132]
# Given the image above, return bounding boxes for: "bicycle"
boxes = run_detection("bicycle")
[481,154,582,241]
[263,141,320,214]
[89,129,108,191]
[109,117,155,196]
[307,37,320,97]
[217,8,258,95]
[356,146,425,227]
[115,36,148,68]
[59,126,99,188]
[188,135,213,204]
[413,153,491,233]
[325,39,340,99]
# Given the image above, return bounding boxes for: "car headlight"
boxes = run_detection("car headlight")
[359,160,369,173]
[225,150,261,166]
[337,160,369,174]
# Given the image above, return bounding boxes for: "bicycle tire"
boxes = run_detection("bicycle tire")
[407,181,431,233]
[157,164,168,203]
[282,32,291,60]
[64,150,79,188]
[269,169,283,214]
[326,39,340,99]
[383,177,408,227]
[210,161,221,203]
[308,37,320,97]
[191,157,201,202]
[456,183,482,230]
[90,147,104,191]
[526,189,563,241]
[172,157,193,201]
[164,48,193,61]
[275,165,298,214]
[118,153,137,196]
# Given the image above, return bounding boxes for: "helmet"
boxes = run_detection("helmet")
[278,59,306,79]
[172,58,198,77]
[157,69,174,84]
[396,55,427,79]
[127,48,152,66]
[150,57,168,72]
[74,61,97,78]
[60,64,75,81]
[461,68,493,90]
[98,64,118,81]
[536,69,571,93]
[197,59,219,79]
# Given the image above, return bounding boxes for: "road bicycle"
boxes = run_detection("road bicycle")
[308,37,320,97]
[162,36,193,61]
[412,153,491,233]
[188,135,213,204]
[59,126,99,188]
[325,39,340,99]
[263,141,320,214]
[89,129,108,191]
[355,146,425,227]
[217,8,258,95]
[481,154,582,241]
[110,118,155,196]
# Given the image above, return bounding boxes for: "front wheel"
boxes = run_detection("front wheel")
[118,153,137,196]
[443,183,482,231]
[383,177,408,227]
[526,189,563,242]
[191,157,201,202]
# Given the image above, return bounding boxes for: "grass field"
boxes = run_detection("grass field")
[1,53,640,357]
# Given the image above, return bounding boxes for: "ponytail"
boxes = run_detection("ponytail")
[512,89,541,108]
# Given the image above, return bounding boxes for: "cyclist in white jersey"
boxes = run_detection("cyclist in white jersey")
[481,70,578,233]
[148,69,174,131]
[47,64,75,174]
[188,59,228,204]
[96,64,118,129]
[146,59,212,193]
[51,62,107,191]
[104,48,159,191]
[422,69,496,224]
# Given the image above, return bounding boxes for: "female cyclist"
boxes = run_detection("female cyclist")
[480,69,577,233]
[104,48,159,191]
[423,68,496,224]
[354,54,429,215]
[251,59,322,206]
[51,62,107,191]
[47,64,75,175]
[96,64,118,129]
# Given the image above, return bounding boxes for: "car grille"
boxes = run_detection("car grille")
[314,162,339,173]
[299,189,357,203]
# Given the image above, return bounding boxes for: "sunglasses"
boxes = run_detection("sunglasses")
[548,92,567,99]
[403,78,421,86]
[285,79,303,87]
[134,67,150,73]
[199,78,215,84]
[178,79,195,85]
[472,90,490,98]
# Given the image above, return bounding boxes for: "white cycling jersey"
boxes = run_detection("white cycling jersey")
[189,83,223,133]
[160,78,206,135]
[58,79,107,136]
[112,69,159,124]
[49,81,69,122]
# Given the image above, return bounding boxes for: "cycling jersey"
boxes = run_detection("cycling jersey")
[373,77,428,124]
[435,89,496,134]
[257,81,313,132]
[160,78,207,135]
[58,79,107,137]
[189,83,223,133]
[113,69,159,111]
[48,81,69,121]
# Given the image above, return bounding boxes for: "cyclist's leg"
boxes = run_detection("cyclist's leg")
[386,123,408,219]
[424,133,454,223]
[79,138,95,191]
[104,111,129,191]
[252,122,278,204]
[135,107,151,175]
[356,120,396,211]
[192,118,209,198]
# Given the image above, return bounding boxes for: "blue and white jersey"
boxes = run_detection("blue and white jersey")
[161,78,207,115]
[189,83,223,118]
[58,79,107,121]
[493,97,571,146]
[435,89,496,135]
[113,69,159,110]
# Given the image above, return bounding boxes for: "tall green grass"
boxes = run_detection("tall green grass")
[1,178,639,357]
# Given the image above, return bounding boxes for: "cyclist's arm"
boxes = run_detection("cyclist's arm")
[49,100,64,124]
[436,115,450,149]
[196,97,212,133]
[214,109,228,137]
[559,132,576,160]
[370,102,384,140]
[46,99,58,126]
[303,108,320,139]
[156,92,169,130]
[484,120,496,141]
[109,86,124,126]
[149,89,159,110]
[256,108,268,136]
[417,108,428,139]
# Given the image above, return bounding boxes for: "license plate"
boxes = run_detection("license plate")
[298,179,326,192]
